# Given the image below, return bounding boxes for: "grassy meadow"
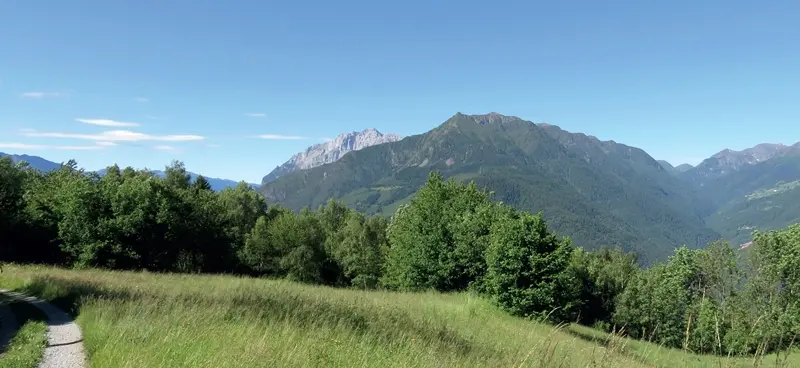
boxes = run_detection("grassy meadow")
[0,264,796,368]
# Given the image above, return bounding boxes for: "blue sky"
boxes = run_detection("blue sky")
[1,1,798,183]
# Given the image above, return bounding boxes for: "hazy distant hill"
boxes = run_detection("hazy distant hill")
[0,152,62,172]
[657,160,693,175]
[679,143,794,189]
[97,168,257,192]
[1,152,253,192]
[684,144,800,243]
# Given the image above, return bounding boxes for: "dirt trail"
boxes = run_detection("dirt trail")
[0,289,86,368]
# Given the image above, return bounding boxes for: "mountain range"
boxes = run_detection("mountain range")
[7,112,799,264]
[259,113,719,264]
[0,153,256,192]
[258,112,800,264]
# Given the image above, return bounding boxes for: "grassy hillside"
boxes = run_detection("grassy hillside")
[260,113,718,264]
[1,265,796,368]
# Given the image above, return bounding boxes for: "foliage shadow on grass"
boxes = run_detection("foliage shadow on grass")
[0,300,48,354]
[16,277,135,317]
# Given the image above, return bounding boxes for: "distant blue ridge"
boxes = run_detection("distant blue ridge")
[2,152,257,192]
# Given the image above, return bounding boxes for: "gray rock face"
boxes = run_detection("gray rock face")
[261,128,402,184]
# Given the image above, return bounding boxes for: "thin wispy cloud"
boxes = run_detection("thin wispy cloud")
[245,113,266,118]
[257,134,306,140]
[20,91,67,99]
[134,97,149,103]
[95,141,118,147]
[58,145,105,151]
[76,118,140,127]
[22,129,205,142]
[154,145,177,151]
[0,142,46,149]
[0,142,111,150]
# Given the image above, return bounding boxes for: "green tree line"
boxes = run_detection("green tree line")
[2,157,800,356]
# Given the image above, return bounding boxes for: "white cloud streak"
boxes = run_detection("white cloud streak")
[134,97,149,103]
[245,113,266,118]
[154,145,177,151]
[257,134,306,140]
[58,145,105,151]
[22,129,204,142]
[0,142,47,149]
[20,92,67,99]
[0,142,111,150]
[76,118,140,127]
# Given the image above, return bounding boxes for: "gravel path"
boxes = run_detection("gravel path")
[0,289,86,368]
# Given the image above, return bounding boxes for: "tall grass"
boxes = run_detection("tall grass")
[0,264,795,367]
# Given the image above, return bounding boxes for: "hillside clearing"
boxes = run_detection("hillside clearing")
[0,265,793,368]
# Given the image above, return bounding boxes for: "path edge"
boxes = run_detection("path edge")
[0,288,87,368]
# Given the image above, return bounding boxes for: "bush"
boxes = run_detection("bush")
[483,209,579,321]
[382,172,492,291]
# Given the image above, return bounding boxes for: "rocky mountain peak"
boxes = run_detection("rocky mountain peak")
[324,129,402,154]
[261,128,403,184]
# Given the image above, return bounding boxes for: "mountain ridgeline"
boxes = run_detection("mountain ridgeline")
[259,113,720,264]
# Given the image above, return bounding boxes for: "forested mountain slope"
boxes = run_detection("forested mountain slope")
[260,113,719,263]
[538,124,715,218]
[706,179,800,244]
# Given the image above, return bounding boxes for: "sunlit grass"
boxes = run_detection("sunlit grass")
[0,264,796,367]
